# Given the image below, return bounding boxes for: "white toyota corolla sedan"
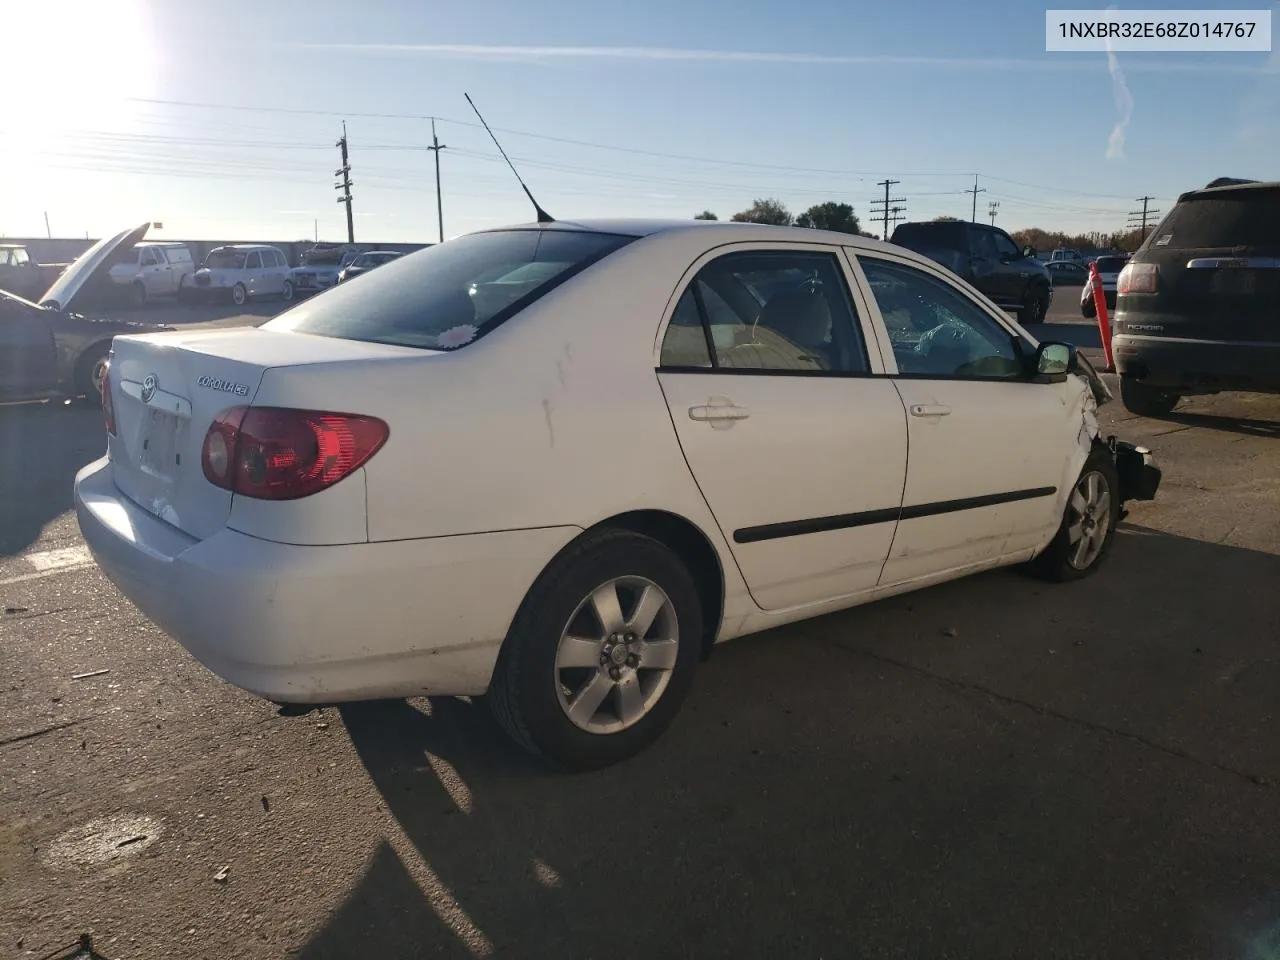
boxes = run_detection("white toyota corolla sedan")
[74,219,1161,771]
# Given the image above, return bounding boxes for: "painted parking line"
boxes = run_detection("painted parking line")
[0,545,96,588]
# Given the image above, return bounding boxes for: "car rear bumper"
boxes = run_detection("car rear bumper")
[1113,333,1280,394]
[74,457,580,703]
[1081,290,1116,314]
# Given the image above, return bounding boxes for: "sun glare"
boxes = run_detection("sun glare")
[6,0,157,136]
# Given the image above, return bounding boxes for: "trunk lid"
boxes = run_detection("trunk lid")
[105,328,418,540]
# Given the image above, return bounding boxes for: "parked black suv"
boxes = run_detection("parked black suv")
[890,220,1054,324]
[1112,178,1280,416]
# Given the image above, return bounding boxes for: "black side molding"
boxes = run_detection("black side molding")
[733,487,1057,544]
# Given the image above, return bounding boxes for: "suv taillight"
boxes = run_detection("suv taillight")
[1117,262,1158,295]
[201,406,389,500]
[102,364,117,436]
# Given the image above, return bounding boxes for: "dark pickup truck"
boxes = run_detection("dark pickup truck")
[890,221,1054,324]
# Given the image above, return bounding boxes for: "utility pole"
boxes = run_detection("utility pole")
[426,118,448,244]
[44,212,51,239]
[988,200,1000,225]
[870,178,905,240]
[965,175,986,222]
[334,121,354,244]
[1127,196,1160,241]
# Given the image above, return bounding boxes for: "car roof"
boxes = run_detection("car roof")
[1178,178,1280,202]
[474,218,908,255]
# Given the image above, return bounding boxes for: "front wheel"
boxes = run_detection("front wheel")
[281,280,294,303]
[74,345,110,406]
[1120,376,1179,417]
[231,282,248,307]
[487,529,703,771]
[1025,447,1121,582]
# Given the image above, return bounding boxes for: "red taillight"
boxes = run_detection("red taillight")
[1117,262,1158,295]
[201,406,389,500]
[102,363,117,436]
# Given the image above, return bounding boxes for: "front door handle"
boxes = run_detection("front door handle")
[689,404,750,422]
[909,403,951,418]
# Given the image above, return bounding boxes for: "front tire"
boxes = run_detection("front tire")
[488,529,703,772]
[1026,447,1121,582]
[1120,376,1179,417]
[74,344,110,406]
[231,282,248,307]
[281,280,294,303]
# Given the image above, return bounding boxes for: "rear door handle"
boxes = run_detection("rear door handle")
[909,403,951,418]
[689,404,750,422]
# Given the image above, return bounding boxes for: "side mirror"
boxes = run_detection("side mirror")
[1036,341,1075,378]
[1021,244,1035,259]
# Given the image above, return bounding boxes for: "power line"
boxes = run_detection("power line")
[1127,195,1160,240]
[426,118,448,243]
[121,96,1129,196]
[335,122,354,243]
[869,179,905,240]
[965,175,986,222]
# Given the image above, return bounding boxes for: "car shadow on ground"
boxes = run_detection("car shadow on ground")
[0,401,104,557]
[301,525,1280,960]
[1163,409,1280,439]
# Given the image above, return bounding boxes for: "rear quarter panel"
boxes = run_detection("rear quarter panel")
[304,232,754,633]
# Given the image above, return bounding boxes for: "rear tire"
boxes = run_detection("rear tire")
[281,280,294,302]
[487,528,703,772]
[74,344,110,406]
[1120,376,1179,417]
[1026,446,1121,582]
[231,283,247,307]
[1019,285,1050,325]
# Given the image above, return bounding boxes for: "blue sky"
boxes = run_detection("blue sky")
[1,0,1276,243]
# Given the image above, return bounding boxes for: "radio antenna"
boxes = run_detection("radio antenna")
[464,93,555,224]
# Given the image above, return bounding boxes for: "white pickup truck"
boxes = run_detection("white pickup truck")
[107,241,195,306]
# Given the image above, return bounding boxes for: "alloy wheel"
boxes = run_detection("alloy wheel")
[1066,469,1112,570]
[554,576,680,735]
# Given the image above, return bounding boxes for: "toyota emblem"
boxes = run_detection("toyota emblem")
[141,374,158,404]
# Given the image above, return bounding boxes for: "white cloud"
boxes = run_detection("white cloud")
[301,42,1268,74]
[1105,47,1134,160]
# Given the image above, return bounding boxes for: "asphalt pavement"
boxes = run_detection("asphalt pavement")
[1,285,1278,959]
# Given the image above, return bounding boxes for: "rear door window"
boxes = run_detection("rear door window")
[659,249,871,374]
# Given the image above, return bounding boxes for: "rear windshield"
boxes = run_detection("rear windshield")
[264,229,636,351]
[1095,256,1128,272]
[1149,189,1280,249]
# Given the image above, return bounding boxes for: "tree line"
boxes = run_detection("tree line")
[696,199,1148,253]
[695,199,872,236]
